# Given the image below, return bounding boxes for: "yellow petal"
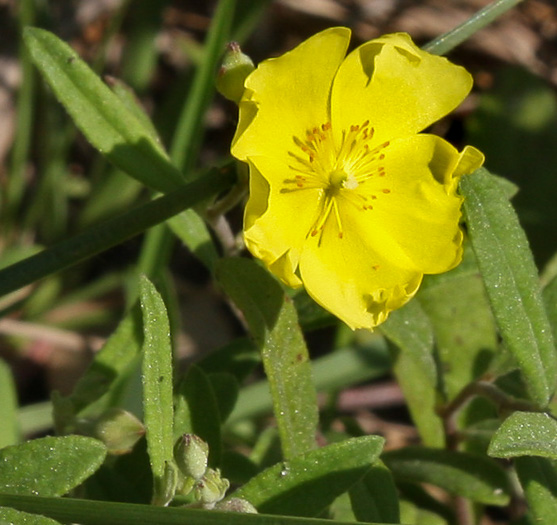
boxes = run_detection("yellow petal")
[344,134,479,275]
[330,33,473,147]
[299,224,422,330]
[243,156,323,286]
[232,27,350,164]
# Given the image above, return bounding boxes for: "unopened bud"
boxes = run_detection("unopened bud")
[195,468,230,506]
[216,42,255,104]
[174,434,209,481]
[216,497,258,514]
[93,408,144,455]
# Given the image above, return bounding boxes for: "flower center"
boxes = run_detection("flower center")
[329,168,347,191]
[282,121,391,240]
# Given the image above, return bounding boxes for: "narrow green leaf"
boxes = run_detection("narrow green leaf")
[383,447,510,505]
[349,461,400,524]
[0,435,106,496]
[23,27,183,193]
[139,276,175,505]
[488,412,557,459]
[515,456,557,523]
[232,436,384,517]
[0,168,233,298]
[380,300,444,447]
[0,358,19,448]
[0,507,61,525]
[167,209,218,270]
[0,493,381,525]
[423,0,524,55]
[216,258,318,459]
[461,168,557,406]
[174,365,222,467]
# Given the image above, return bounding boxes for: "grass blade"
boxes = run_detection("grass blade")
[0,169,233,298]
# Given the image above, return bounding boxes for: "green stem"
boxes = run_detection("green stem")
[423,0,524,55]
[137,0,236,277]
[0,169,234,298]
[169,0,236,175]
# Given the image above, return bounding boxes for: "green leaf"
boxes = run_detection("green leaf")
[515,456,557,523]
[419,245,497,400]
[207,372,240,424]
[0,358,19,448]
[0,169,233,298]
[216,258,318,459]
[167,209,218,271]
[174,365,222,467]
[488,412,557,459]
[0,435,106,496]
[139,276,175,505]
[380,300,444,447]
[197,337,260,384]
[0,493,384,525]
[23,27,183,193]
[383,446,510,505]
[543,273,557,344]
[0,507,62,525]
[64,309,143,416]
[461,168,557,406]
[349,461,400,524]
[232,436,384,517]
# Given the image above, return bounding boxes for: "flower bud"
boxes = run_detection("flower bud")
[93,408,144,455]
[195,468,230,507]
[174,434,209,481]
[216,497,258,514]
[216,42,254,104]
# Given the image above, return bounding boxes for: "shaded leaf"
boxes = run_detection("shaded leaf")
[349,461,399,524]
[419,245,497,400]
[0,436,106,496]
[207,372,239,424]
[232,436,384,517]
[216,258,318,459]
[461,168,557,406]
[174,365,222,467]
[489,412,557,459]
[380,300,444,447]
[467,67,557,265]
[515,456,557,523]
[65,308,143,416]
[383,447,510,505]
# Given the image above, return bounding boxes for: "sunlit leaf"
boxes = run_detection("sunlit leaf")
[488,412,557,459]
[461,168,557,406]
[0,436,106,496]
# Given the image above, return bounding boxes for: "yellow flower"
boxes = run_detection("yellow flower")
[231,27,484,330]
